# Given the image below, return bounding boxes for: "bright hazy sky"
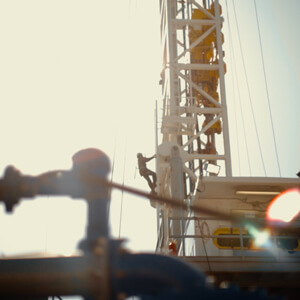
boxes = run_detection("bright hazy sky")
[0,0,160,255]
[223,0,300,177]
[0,0,299,256]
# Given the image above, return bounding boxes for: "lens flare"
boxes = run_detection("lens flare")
[266,188,300,223]
[247,224,271,248]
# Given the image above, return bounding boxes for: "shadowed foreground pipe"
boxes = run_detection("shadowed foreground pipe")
[0,255,107,298]
[110,249,284,300]
[0,248,284,300]
[111,251,206,298]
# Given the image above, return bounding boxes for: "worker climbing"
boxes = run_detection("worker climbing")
[137,153,157,194]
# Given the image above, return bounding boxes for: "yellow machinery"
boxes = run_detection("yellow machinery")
[188,5,225,155]
[213,227,300,251]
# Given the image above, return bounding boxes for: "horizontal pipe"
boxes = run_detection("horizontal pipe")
[0,255,107,298]
[112,252,206,297]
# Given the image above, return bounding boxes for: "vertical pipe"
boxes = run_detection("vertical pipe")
[170,145,185,253]
[72,148,111,252]
[155,100,160,236]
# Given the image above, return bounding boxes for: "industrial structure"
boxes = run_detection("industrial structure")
[154,0,300,298]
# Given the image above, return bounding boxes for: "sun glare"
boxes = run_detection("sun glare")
[266,188,300,223]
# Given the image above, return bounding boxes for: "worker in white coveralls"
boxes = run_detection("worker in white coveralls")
[137,153,157,194]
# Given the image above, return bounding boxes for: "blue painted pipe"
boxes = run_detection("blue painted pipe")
[109,242,283,300]
[110,247,206,299]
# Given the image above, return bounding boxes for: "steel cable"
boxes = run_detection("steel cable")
[254,0,282,177]
[232,0,267,176]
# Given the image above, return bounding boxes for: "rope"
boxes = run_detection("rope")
[232,0,267,176]
[196,219,212,273]
[254,0,282,177]
[80,173,269,228]
[107,134,117,222]
[118,141,127,238]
